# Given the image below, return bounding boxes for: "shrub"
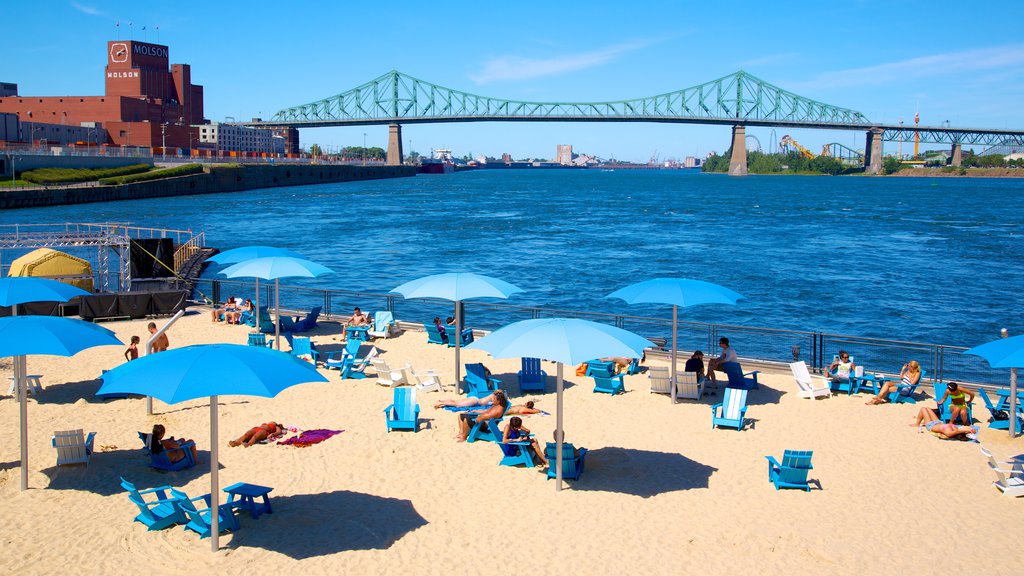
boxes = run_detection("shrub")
[99,164,204,185]
[20,164,151,184]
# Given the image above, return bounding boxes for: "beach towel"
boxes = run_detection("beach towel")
[443,405,491,413]
[278,429,344,447]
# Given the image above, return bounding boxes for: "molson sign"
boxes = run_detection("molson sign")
[133,44,168,58]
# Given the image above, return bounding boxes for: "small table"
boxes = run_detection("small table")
[223,482,273,519]
[994,389,1024,411]
[852,374,893,395]
[346,326,370,341]
[8,375,43,397]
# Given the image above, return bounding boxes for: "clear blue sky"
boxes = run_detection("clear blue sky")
[5,1,1024,161]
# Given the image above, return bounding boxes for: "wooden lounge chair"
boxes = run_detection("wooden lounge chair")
[592,374,626,395]
[137,432,197,471]
[120,476,184,531]
[789,361,831,399]
[518,357,548,393]
[52,429,95,467]
[544,442,588,481]
[712,388,748,430]
[674,371,704,400]
[765,450,814,491]
[424,323,448,345]
[648,365,672,395]
[467,405,510,444]
[384,387,421,432]
[169,489,240,539]
[465,363,501,398]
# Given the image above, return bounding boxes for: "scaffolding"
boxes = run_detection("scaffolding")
[0,223,200,292]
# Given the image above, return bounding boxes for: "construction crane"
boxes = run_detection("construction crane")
[780,135,815,159]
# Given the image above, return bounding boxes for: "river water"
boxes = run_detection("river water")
[2,169,1022,353]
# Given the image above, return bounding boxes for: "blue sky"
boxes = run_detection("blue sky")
[5,1,1024,161]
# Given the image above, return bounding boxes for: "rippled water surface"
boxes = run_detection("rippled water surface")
[3,169,1022,347]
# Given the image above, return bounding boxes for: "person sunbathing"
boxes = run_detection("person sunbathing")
[909,407,978,440]
[867,360,921,405]
[507,401,542,415]
[502,417,548,467]
[229,421,286,447]
[150,424,198,462]
[435,392,499,409]
[456,391,509,442]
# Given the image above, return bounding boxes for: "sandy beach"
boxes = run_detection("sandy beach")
[1,309,1021,576]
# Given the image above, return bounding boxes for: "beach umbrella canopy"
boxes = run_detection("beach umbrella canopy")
[0,316,121,491]
[607,278,743,403]
[391,273,523,391]
[467,318,650,491]
[965,334,1024,437]
[220,256,334,350]
[0,276,91,306]
[98,344,328,552]
[207,246,306,335]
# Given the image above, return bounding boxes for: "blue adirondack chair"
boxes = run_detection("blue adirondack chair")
[887,369,927,404]
[246,332,273,348]
[826,354,856,393]
[257,307,276,333]
[467,405,510,443]
[465,363,501,398]
[325,339,363,370]
[238,308,254,327]
[592,374,626,395]
[138,431,197,471]
[544,443,588,481]
[498,434,536,468]
[625,357,641,375]
[291,306,322,332]
[722,361,759,390]
[712,387,748,430]
[290,336,320,363]
[120,477,185,530]
[169,489,240,539]
[934,382,974,424]
[518,357,548,393]
[279,315,298,332]
[585,360,616,378]
[765,450,814,491]
[446,328,474,348]
[384,387,421,432]
[977,388,1011,430]
[424,323,448,345]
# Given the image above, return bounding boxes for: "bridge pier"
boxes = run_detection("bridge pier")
[951,143,962,167]
[387,123,404,166]
[728,125,747,176]
[864,128,884,175]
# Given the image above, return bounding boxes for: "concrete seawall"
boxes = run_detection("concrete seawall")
[0,164,417,210]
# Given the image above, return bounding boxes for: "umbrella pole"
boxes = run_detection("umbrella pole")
[254,278,260,331]
[556,363,564,492]
[18,354,27,491]
[671,304,678,405]
[455,300,462,394]
[1011,367,1018,439]
[274,278,281,351]
[210,395,220,552]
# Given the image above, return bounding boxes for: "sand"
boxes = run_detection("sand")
[1,309,1021,576]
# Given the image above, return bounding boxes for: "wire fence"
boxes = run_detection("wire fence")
[193,277,1008,387]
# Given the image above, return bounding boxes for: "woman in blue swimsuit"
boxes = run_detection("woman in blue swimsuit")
[502,417,549,467]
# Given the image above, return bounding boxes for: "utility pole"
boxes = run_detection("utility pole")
[161,123,167,161]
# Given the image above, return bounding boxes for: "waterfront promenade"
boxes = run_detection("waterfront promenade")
[0,310,1020,574]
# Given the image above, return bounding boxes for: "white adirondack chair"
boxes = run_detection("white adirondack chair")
[981,446,1024,472]
[790,361,832,399]
[371,358,411,387]
[674,371,704,400]
[649,366,672,394]
[52,429,95,466]
[367,311,398,340]
[348,347,379,377]
[410,368,444,393]
[988,462,1024,497]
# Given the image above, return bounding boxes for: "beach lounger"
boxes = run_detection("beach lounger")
[674,371,704,400]
[544,443,588,481]
[592,374,626,395]
[371,358,411,387]
[290,336,320,364]
[789,361,831,400]
[446,327,474,348]
[384,387,421,432]
[52,429,95,467]
[169,489,240,539]
[257,306,276,333]
[934,382,974,424]
[325,340,363,370]
[138,431,197,471]
[410,368,444,393]
[585,361,616,378]
[467,405,510,444]
[712,388,748,430]
[120,477,185,531]
[342,347,378,379]
[279,314,298,333]
[978,388,1012,430]
[648,365,672,394]
[291,306,321,332]
[980,446,1024,473]
[247,333,273,348]
[424,323,448,345]
[518,357,548,393]
[498,436,536,468]
[721,361,759,390]
[987,462,1024,497]
[465,363,501,398]
[765,450,814,491]
[367,311,397,340]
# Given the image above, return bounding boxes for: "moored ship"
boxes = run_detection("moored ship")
[419,148,455,174]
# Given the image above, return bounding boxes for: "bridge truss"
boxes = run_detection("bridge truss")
[268,70,871,129]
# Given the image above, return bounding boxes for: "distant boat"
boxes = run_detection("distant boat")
[419,148,455,175]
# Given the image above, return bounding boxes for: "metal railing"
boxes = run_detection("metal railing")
[173,232,206,274]
[193,277,1008,387]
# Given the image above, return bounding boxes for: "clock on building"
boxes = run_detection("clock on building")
[110,43,128,63]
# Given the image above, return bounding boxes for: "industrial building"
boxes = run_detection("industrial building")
[197,122,285,154]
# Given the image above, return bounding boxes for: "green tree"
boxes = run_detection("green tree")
[810,155,844,175]
[883,156,904,175]
[308,143,322,157]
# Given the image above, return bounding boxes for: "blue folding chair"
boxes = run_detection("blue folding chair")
[518,357,548,393]
[711,388,748,430]
[384,387,421,432]
[765,450,814,491]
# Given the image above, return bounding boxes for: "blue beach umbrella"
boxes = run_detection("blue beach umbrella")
[607,278,743,403]
[391,273,523,392]
[99,344,329,552]
[965,333,1024,437]
[220,256,334,350]
[468,318,651,490]
[208,246,306,329]
[0,276,91,305]
[0,316,121,491]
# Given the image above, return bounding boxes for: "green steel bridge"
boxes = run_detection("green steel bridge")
[246,70,1024,173]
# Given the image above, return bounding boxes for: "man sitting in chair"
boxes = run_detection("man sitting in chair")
[456,390,509,442]
[706,338,737,385]
[346,307,371,327]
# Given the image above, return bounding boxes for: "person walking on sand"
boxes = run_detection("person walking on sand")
[124,335,140,362]
[148,322,169,353]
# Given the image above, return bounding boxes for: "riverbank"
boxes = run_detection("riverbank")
[890,167,1024,178]
[0,164,418,210]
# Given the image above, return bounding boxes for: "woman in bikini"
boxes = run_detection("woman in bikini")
[937,382,974,425]
[229,422,286,447]
[909,407,978,440]
[867,360,921,405]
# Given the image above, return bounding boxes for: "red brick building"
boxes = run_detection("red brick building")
[0,40,204,149]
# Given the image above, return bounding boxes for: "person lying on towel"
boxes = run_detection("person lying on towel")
[229,421,287,447]
[909,407,978,440]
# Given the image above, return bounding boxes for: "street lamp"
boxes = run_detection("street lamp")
[160,123,167,161]
[363,132,367,166]
[898,120,903,160]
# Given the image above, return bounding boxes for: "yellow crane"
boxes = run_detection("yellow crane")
[780,135,815,159]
